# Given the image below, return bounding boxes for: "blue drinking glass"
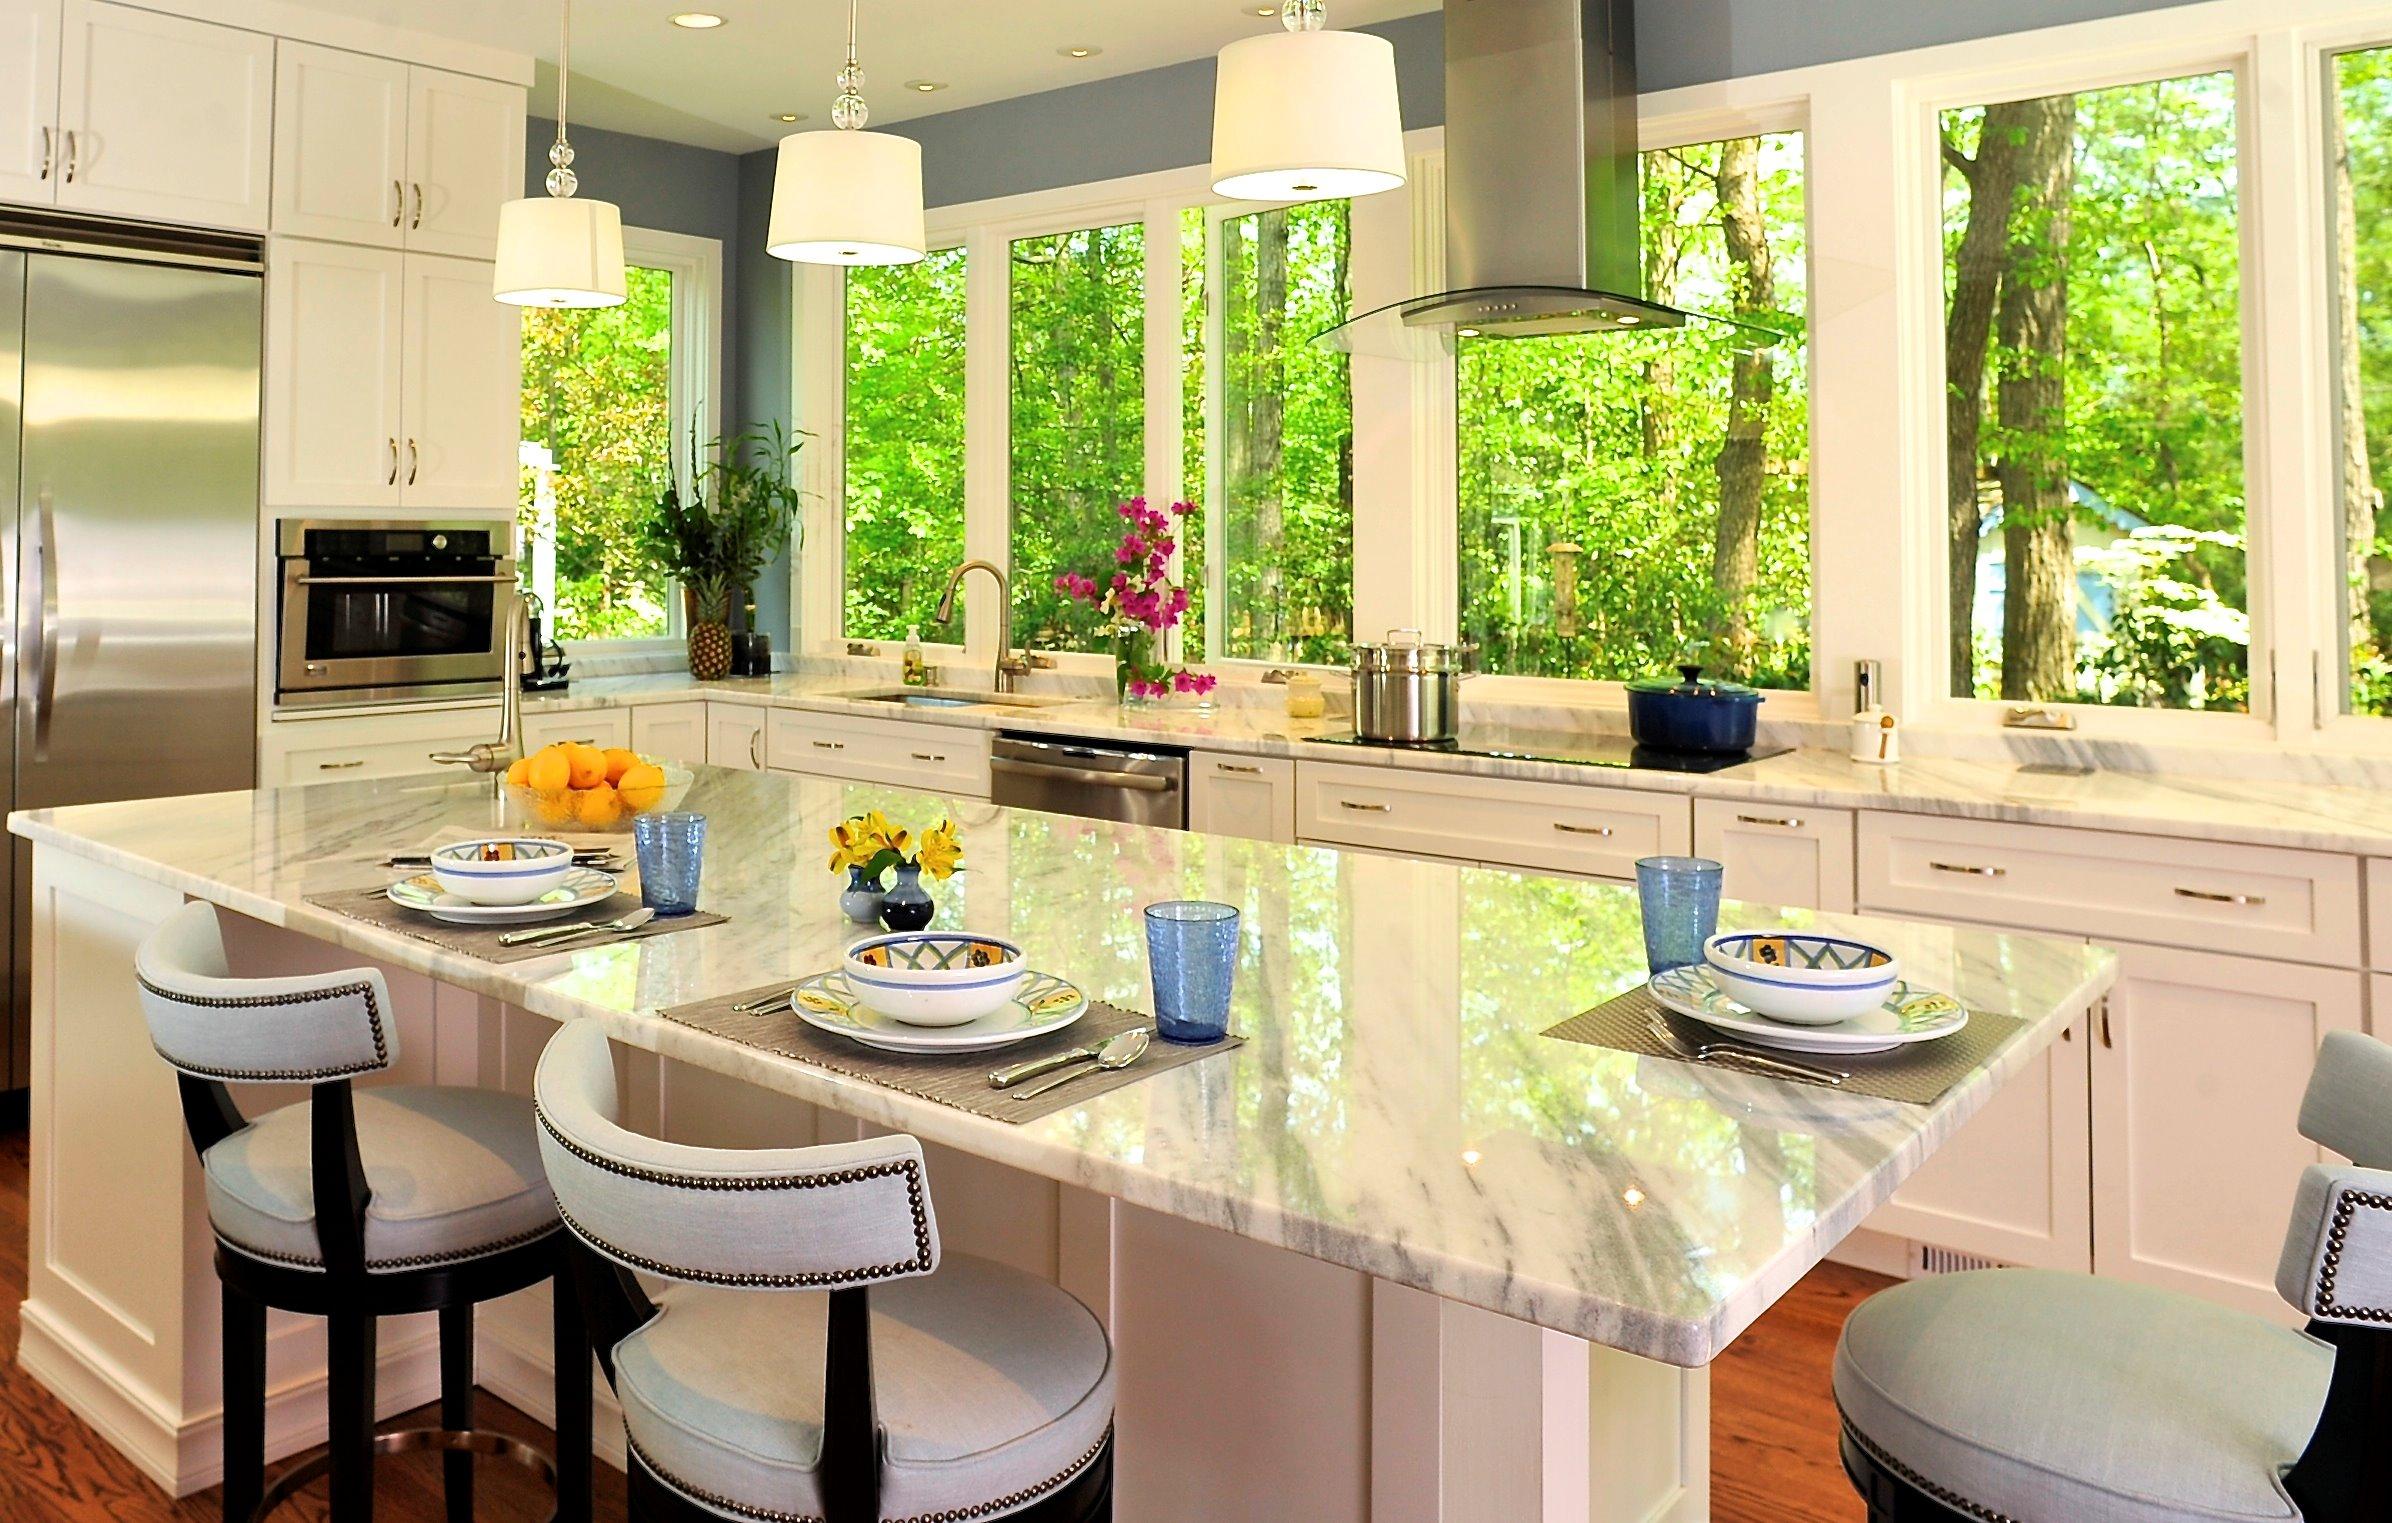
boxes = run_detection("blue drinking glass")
[1145,900,1240,1043]
[632,812,708,917]
[1636,856,1723,974]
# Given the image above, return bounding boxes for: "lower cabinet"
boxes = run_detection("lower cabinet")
[706,702,767,771]
[517,707,630,755]
[630,701,708,766]
[1189,753,1296,843]
[1693,798,1854,912]
[260,707,495,787]
[765,708,991,798]
[1295,761,1690,879]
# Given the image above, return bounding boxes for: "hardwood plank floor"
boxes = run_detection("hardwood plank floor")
[0,1122,1880,1520]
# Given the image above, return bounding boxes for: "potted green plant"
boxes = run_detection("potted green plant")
[639,421,806,679]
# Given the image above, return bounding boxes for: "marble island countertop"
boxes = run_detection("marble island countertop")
[10,766,2113,1365]
[522,671,2392,857]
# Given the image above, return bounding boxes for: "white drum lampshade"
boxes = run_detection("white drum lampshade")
[1211,27,1405,202]
[493,195,627,308]
[767,129,926,267]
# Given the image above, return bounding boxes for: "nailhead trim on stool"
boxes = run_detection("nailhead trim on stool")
[2314,1189,2392,1322]
[217,1221,563,1274]
[627,1426,1111,1523]
[1840,1420,2019,1523]
[138,972,390,1081]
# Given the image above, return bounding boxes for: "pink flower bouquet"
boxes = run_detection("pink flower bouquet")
[1054,499,1218,702]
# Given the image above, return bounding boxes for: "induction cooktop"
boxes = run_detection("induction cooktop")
[1303,731,1788,775]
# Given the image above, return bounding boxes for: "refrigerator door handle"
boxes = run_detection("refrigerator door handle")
[29,490,56,762]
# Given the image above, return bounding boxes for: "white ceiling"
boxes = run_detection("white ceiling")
[295,0,1439,154]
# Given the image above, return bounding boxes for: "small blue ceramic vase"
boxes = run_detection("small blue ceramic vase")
[839,866,885,925]
[878,862,935,931]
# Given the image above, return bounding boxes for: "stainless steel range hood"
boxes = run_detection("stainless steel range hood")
[1316,0,1701,358]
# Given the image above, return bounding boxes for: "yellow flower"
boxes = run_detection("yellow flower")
[860,809,898,848]
[826,815,880,874]
[915,820,965,881]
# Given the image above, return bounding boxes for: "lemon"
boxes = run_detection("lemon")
[505,756,532,787]
[566,743,609,791]
[524,746,572,794]
[617,762,668,811]
[602,747,641,785]
[573,782,623,828]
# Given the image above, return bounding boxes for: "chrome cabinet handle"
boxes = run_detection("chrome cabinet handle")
[1929,861,2006,877]
[2099,1000,2115,1049]
[61,129,76,184]
[2175,886,2265,906]
[37,126,52,181]
[747,731,761,768]
[386,437,399,486]
[910,751,945,763]
[391,179,404,227]
[295,574,517,587]
[410,181,423,229]
[1736,813,1802,829]
[1338,800,1391,813]
[813,740,846,751]
[1554,821,1615,837]
[405,438,419,485]
[1216,762,1262,775]
[318,759,367,771]
[29,490,58,761]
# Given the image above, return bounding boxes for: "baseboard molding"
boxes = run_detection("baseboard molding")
[19,1296,442,1498]
[1822,1227,1911,1279]
[474,1301,627,1471]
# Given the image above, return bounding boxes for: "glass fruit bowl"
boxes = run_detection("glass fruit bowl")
[500,747,695,834]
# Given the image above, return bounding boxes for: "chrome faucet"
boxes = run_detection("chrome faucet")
[935,559,1048,694]
[430,594,523,774]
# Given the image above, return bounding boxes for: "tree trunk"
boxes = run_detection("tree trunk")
[1710,137,1774,666]
[1253,210,1289,655]
[1333,206,1355,651]
[1643,153,1690,504]
[1995,94,2076,703]
[1944,108,2031,698]
[2335,92,2382,657]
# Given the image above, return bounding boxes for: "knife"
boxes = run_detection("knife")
[990,1030,1151,1089]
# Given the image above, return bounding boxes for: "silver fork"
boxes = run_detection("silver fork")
[498,907,657,948]
[1646,1013,1849,1086]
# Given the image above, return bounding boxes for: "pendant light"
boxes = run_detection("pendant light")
[1211,0,1405,203]
[767,0,926,267]
[495,0,627,308]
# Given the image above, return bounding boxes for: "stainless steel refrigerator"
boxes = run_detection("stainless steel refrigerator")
[0,220,262,1091]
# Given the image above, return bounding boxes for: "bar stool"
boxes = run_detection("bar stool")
[532,1018,1116,1523]
[135,900,593,1523]
[1833,1029,2392,1523]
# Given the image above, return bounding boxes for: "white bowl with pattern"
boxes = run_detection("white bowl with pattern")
[841,932,1030,1027]
[1701,930,1901,1025]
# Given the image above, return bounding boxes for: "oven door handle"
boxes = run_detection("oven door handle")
[292,574,518,587]
[989,757,1176,793]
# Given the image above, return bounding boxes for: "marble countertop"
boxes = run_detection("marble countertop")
[10,767,2113,1366]
[521,673,2392,856]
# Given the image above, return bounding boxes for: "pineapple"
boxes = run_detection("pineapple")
[686,577,734,680]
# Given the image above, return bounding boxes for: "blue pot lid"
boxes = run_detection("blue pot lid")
[1625,663,1762,703]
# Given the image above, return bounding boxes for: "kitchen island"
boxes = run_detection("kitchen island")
[9,765,2115,1521]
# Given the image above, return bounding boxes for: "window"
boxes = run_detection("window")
[519,229,719,643]
[1201,200,1356,664]
[1940,74,2246,710]
[844,247,968,642]
[1009,222,1146,652]
[1456,133,1812,688]
[2335,47,2392,718]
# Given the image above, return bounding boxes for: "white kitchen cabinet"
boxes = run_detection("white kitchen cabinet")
[1189,753,1296,844]
[403,68,521,260]
[2092,941,2363,1321]
[260,708,495,787]
[54,1,272,229]
[265,241,516,511]
[631,702,708,766]
[707,703,767,771]
[264,240,404,508]
[1296,761,1690,880]
[400,252,519,508]
[766,708,991,798]
[270,43,409,245]
[0,0,60,207]
[518,708,630,755]
[1693,798,1854,912]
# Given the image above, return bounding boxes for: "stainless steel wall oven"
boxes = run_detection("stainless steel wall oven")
[276,519,515,708]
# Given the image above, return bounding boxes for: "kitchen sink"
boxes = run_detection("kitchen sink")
[838,687,1071,710]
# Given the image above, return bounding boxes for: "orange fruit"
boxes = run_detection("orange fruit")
[533,790,578,827]
[572,782,622,828]
[602,747,641,785]
[566,743,609,791]
[616,763,668,812]
[524,746,572,794]
[504,756,532,787]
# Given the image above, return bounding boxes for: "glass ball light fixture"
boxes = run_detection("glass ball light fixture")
[1211,0,1405,203]
[767,0,926,267]
[494,0,626,307]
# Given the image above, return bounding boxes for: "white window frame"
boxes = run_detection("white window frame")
[527,223,723,661]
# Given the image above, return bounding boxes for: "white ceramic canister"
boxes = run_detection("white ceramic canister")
[1851,709,1900,765]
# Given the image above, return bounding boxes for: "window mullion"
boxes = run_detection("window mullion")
[1204,207,1230,665]
[1143,203,1186,667]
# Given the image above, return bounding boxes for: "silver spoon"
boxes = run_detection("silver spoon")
[1012,1028,1150,1101]
[1646,1013,1848,1086]
[498,907,658,947]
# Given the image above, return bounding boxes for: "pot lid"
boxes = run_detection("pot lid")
[1354,630,1463,674]
[1625,663,1762,702]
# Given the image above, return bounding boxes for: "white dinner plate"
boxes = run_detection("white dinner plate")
[787,970,1088,1054]
[1649,964,1969,1055]
[386,867,619,925]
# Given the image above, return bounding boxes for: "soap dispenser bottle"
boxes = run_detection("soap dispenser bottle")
[902,626,927,687]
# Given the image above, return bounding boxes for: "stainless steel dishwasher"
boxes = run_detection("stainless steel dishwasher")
[989,734,1187,828]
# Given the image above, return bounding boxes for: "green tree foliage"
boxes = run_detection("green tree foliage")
[1457,134,1812,689]
[519,265,675,641]
[1010,223,1146,651]
[844,247,968,642]
[1943,74,2249,710]
[2335,47,2392,715]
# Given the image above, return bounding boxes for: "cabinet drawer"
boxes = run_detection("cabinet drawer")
[270,728,484,786]
[1294,760,1689,878]
[2366,860,2392,971]
[519,708,631,755]
[768,709,991,798]
[1858,813,2361,967]
[1693,798,1855,912]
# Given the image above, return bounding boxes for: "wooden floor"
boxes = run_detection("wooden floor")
[0,1123,1880,1521]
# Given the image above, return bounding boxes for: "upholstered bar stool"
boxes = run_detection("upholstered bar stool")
[1834,1028,2392,1523]
[532,1018,1117,1523]
[135,900,592,1523]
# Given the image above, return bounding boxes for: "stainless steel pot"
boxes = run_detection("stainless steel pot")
[1353,630,1465,743]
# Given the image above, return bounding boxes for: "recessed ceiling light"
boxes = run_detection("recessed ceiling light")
[668,11,725,29]
[1458,327,1481,338]
[1058,44,1102,59]
[1248,5,1278,15]
[905,79,947,93]
[1617,314,1642,326]
[770,111,807,123]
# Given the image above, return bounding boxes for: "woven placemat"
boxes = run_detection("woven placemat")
[661,981,1242,1124]
[304,884,725,964]
[1543,982,2025,1105]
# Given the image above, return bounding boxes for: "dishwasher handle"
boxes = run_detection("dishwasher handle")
[989,756,1176,793]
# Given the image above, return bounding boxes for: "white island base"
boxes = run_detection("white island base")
[22,848,1705,1523]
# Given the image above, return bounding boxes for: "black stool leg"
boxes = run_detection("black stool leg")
[438,1301,474,1523]
[221,1281,265,1523]
[552,1257,593,1523]
[325,1307,377,1523]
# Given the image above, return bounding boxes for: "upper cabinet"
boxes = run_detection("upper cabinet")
[2,0,273,230]
[272,44,523,260]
